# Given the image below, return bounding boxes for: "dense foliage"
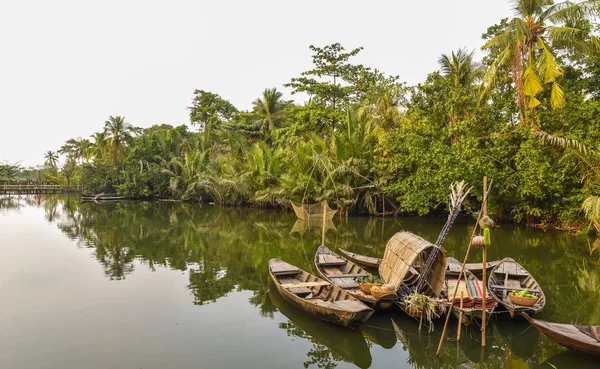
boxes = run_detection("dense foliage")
[14,1,600,230]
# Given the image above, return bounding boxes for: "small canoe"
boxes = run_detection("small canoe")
[524,314,600,358]
[269,259,373,327]
[314,246,396,308]
[444,257,497,326]
[338,248,381,269]
[338,249,500,273]
[488,258,545,318]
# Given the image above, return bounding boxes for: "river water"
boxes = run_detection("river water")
[1,195,598,369]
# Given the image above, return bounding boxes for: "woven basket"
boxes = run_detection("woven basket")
[509,294,539,307]
[359,283,382,295]
[370,286,397,299]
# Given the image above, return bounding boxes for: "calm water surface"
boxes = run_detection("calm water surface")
[1,195,599,369]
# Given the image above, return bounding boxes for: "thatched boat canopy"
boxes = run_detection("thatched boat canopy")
[291,200,337,220]
[379,231,447,298]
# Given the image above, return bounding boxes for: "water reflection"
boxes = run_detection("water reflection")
[3,195,600,369]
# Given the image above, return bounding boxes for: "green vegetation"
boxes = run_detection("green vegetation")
[19,1,600,230]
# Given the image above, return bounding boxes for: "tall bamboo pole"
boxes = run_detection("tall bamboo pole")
[481,176,488,347]
[457,291,464,341]
[435,179,493,356]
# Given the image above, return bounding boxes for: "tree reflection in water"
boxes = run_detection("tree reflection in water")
[19,195,600,369]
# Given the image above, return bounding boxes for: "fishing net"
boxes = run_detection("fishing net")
[291,200,337,220]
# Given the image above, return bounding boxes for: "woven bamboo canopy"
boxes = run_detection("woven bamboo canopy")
[291,200,337,220]
[379,231,447,298]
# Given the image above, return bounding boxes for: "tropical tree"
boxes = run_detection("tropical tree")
[44,151,58,168]
[481,0,600,125]
[251,88,290,146]
[359,85,405,131]
[59,137,91,163]
[89,131,109,161]
[103,115,134,165]
[438,48,484,88]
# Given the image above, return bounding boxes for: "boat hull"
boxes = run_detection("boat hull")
[524,314,600,358]
[269,259,373,328]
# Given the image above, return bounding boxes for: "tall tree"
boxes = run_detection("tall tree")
[251,88,290,146]
[189,90,238,132]
[104,115,134,165]
[59,137,91,163]
[438,48,484,88]
[286,43,366,128]
[481,0,600,126]
[44,151,58,168]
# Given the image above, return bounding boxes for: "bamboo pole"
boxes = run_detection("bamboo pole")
[457,291,464,341]
[481,176,488,347]
[321,202,327,246]
[435,179,493,357]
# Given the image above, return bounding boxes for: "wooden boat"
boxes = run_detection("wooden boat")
[487,258,545,318]
[524,314,600,358]
[338,248,381,269]
[269,258,373,327]
[339,248,500,273]
[443,257,497,326]
[314,246,396,308]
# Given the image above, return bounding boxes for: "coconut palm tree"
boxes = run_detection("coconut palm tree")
[44,150,58,168]
[252,88,288,146]
[438,48,484,88]
[89,131,109,161]
[481,0,600,125]
[359,85,405,131]
[59,137,92,163]
[103,115,134,165]
[537,130,600,231]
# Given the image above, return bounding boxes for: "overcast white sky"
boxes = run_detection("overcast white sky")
[0,0,513,166]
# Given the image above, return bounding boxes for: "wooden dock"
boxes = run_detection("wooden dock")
[1,184,66,195]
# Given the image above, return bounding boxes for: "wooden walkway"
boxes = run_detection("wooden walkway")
[1,184,67,194]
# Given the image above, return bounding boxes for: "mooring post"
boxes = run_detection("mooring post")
[481,176,488,347]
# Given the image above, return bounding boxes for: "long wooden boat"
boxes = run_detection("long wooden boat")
[314,246,396,308]
[523,314,600,358]
[487,258,545,318]
[339,248,500,273]
[338,248,381,269]
[269,258,373,327]
[444,257,497,326]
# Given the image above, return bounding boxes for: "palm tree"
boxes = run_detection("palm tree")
[59,137,91,163]
[252,88,288,146]
[44,151,58,168]
[104,115,134,165]
[359,85,405,131]
[537,130,600,231]
[438,48,484,88]
[89,131,109,161]
[481,0,599,125]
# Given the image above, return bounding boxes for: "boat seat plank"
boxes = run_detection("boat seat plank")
[326,273,370,279]
[280,281,330,289]
[271,261,302,276]
[332,278,359,289]
[318,254,347,266]
[489,285,540,293]
[312,299,368,312]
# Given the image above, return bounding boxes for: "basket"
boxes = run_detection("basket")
[358,283,382,294]
[370,286,397,299]
[509,294,539,307]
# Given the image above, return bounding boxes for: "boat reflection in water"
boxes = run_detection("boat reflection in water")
[269,289,372,369]
[532,351,599,369]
